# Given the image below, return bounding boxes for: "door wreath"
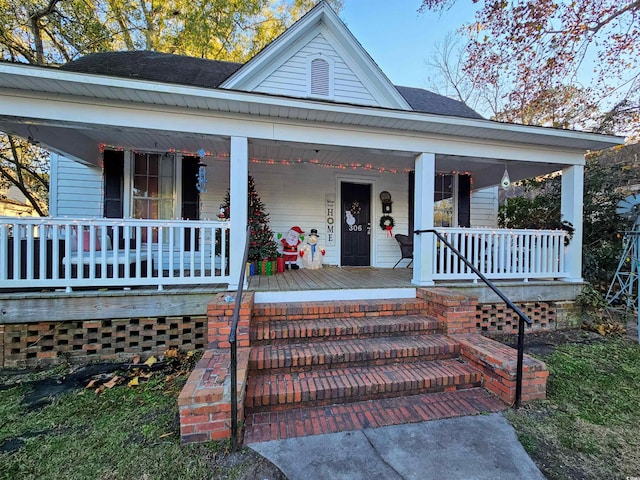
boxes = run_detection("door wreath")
[379,215,395,237]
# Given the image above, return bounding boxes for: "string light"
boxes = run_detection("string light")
[98,144,473,178]
[249,156,415,174]
[98,144,228,159]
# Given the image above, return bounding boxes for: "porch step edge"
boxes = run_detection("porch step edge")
[248,334,460,372]
[253,287,416,304]
[251,315,441,344]
[246,358,482,411]
[252,296,430,322]
[243,387,507,444]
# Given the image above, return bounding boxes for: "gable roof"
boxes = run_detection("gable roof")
[220,1,412,111]
[59,51,484,119]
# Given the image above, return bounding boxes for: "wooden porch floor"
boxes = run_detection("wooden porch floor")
[247,266,414,291]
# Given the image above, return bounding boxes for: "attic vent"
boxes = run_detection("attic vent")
[310,58,330,96]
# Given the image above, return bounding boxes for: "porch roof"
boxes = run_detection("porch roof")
[0,61,624,152]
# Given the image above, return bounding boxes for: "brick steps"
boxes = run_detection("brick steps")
[180,290,548,445]
[241,297,515,444]
[246,358,481,411]
[251,315,439,344]
[243,297,505,443]
[249,334,460,373]
[244,387,507,444]
[252,297,430,322]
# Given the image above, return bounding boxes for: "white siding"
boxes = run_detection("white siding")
[198,164,499,266]
[470,186,499,227]
[53,155,103,217]
[220,163,409,267]
[254,33,379,106]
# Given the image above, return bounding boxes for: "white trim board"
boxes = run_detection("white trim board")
[253,287,417,304]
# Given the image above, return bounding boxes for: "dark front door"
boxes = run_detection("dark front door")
[341,182,371,266]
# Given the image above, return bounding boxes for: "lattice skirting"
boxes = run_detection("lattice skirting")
[476,302,556,332]
[0,316,207,368]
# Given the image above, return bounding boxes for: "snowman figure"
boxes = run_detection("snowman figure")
[345,210,356,226]
[299,229,325,269]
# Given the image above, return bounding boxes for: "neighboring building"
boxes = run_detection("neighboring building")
[0,186,37,216]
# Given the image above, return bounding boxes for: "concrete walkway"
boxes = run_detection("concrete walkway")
[251,413,545,480]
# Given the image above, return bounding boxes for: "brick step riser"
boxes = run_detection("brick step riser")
[252,302,431,323]
[246,379,483,412]
[249,350,460,374]
[250,326,441,345]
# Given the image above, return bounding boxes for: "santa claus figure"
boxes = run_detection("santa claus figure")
[300,229,325,269]
[281,226,304,269]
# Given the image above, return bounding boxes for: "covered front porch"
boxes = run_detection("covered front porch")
[0,213,571,294]
[0,59,621,296]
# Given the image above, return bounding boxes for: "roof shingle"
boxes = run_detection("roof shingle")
[60,51,483,119]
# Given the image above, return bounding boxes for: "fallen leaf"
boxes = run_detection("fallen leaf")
[165,348,178,358]
[140,372,153,379]
[132,355,141,365]
[165,374,175,383]
[95,385,105,395]
[86,379,97,389]
[128,376,139,387]
[144,356,158,367]
[104,376,121,389]
[159,432,174,439]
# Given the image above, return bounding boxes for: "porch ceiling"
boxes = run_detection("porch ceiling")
[0,115,562,189]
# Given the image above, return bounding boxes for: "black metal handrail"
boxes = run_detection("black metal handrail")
[229,225,251,451]
[414,228,533,408]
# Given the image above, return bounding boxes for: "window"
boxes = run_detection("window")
[434,174,454,227]
[132,152,174,220]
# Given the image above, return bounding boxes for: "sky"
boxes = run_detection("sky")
[339,0,478,90]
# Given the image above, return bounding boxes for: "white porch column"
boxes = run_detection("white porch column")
[229,136,248,289]
[412,153,436,286]
[561,164,584,282]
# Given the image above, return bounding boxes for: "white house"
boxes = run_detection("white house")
[0,1,623,294]
[1,2,631,446]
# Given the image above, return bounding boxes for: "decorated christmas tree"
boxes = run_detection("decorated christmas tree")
[218,176,279,262]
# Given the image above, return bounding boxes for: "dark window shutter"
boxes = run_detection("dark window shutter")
[103,150,124,218]
[408,171,415,235]
[458,174,471,227]
[182,156,200,250]
[181,156,200,220]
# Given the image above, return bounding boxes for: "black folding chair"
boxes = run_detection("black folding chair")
[393,234,413,268]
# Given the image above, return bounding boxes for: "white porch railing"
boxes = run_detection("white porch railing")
[431,227,568,281]
[0,217,231,291]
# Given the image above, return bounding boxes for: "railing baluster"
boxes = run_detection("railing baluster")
[452,232,459,275]
[0,224,8,280]
[200,227,207,279]
[524,233,530,280]
[38,222,46,279]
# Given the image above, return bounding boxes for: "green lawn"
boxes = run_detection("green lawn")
[507,337,640,480]
[0,366,281,480]
[3,336,639,479]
